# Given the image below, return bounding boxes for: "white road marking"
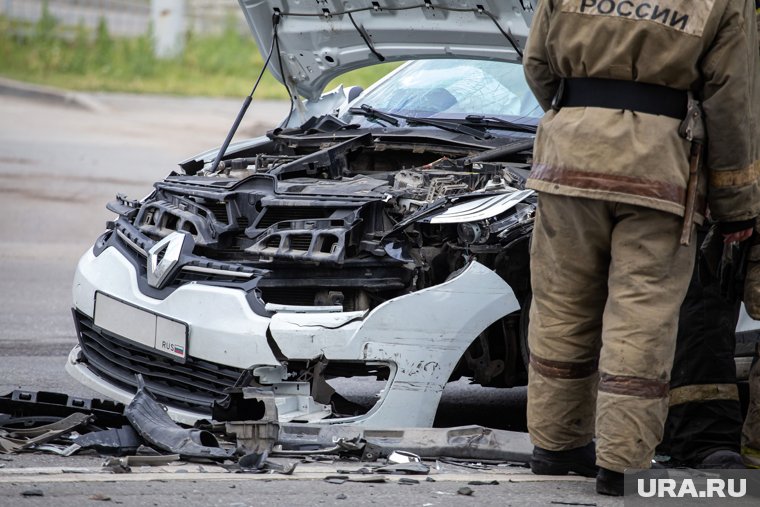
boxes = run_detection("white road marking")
[0,464,592,484]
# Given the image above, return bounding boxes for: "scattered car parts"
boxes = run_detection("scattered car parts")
[0,388,533,476]
[124,377,231,461]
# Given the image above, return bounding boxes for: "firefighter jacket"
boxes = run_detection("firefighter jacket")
[524,0,760,223]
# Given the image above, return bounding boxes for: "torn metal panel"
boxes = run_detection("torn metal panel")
[277,424,533,464]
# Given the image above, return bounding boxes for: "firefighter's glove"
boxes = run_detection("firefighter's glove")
[700,224,751,301]
[743,232,760,320]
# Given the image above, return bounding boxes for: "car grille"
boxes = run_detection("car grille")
[288,234,313,251]
[112,225,259,287]
[256,206,332,229]
[203,201,228,223]
[259,287,324,306]
[74,310,244,412]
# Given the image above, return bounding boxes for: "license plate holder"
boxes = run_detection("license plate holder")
[93,292,188,363]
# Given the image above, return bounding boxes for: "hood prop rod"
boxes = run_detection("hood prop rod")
[208,12,282,175]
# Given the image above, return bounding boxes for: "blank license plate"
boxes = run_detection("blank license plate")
[93,292,188,363]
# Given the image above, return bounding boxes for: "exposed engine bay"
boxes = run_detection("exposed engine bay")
[90,130,536,420]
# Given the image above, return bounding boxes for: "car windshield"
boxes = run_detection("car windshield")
[340,59,542,128]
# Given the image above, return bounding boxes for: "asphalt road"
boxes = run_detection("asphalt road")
[0,91,290,395]
[0,90,619,506]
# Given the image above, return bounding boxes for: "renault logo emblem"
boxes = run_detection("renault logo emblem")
[147,232,187,289]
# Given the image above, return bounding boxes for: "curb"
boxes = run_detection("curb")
[0,77,108,113]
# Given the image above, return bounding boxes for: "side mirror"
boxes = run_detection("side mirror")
[346,86,364,103]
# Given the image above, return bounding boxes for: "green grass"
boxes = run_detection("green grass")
[0,10,400,99]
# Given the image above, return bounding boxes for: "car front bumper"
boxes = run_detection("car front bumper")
[68,245,520,427]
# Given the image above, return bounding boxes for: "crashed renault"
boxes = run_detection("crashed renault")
[67,0,540,427]
[66,0,759,428]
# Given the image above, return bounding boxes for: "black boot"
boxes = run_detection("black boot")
[697,449,746,469]
[596,467,624,496]
[530,442,597,477]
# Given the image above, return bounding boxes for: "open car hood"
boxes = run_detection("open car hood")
[239,0,535,100]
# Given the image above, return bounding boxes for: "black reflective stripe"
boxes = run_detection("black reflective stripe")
[556,78,688,119]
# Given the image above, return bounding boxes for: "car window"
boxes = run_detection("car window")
[341,59,542,122]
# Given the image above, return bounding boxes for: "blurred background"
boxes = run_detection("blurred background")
[0,0,399,98]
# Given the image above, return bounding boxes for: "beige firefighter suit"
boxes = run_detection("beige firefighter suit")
[524,0,760,473]
[741,3,760,468]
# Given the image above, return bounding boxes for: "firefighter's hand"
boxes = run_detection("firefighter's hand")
[723,227,754,243]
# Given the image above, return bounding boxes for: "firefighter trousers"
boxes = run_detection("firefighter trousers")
[527,193,695,473]
[660,225,743,466]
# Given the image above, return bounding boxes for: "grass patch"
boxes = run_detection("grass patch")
[0,8,400,99]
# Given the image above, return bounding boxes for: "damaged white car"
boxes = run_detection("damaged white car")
[66,0,758,428]
[68,0,540,427]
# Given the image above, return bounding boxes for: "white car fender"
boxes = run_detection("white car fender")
[268,260,520,427]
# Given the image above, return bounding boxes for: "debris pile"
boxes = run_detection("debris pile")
[0,382,534,484]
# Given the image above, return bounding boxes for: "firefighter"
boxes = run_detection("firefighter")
[740,0,760,468]
[523,0,760,496]
[661,0,760,471]
[660,226,745,469]
[743,343,760,467]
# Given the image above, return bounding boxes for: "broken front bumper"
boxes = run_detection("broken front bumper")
[67,245,520,427]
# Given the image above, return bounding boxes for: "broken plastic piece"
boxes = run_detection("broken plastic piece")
[388,450,421,464]
[224,389,280,453]
[374,462,430,475]
[437,457,493,470]
[0,413,93,454]
[237,449,296,474]
[347,475,387,483]
[0,390,126,428]
[103,454,181,467]
[0,437,23,454]
[31,444,77,456]
[74,425,142,456]
[1,412,92,439]
[278,424,532,464]
[124,377,230,461]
